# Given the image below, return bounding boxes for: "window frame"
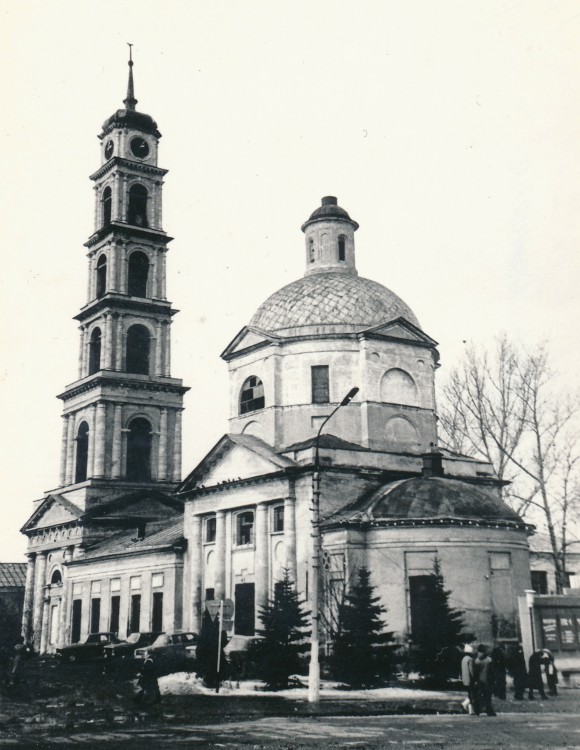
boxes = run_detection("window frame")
[272,505,284,534]
[311,365,330,404]
[240,376,265,415]
[235,510,255,547]
[205,516,217,543]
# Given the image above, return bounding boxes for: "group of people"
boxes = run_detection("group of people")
[461,643,558,716]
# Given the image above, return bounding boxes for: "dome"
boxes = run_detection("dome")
[301,195,359,231]
[102,108,160,137]
[250,272,420,333]
[369,477,521,523]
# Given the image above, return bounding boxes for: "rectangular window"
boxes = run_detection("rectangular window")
[311,366,329,404]
[273,505,284,533]
[236,511,254,546]
[130,594,141,634]
[71,599,82,643]
[338,235,346,261]
[235,582,255,636]
[205,516,216,543]
[152,592,163,633]
[205,587,215,602]
[110,595,120,633]
[531,570,548,595]
[152,573,164,588]
[110,578,121,593]
[90,598,101,634]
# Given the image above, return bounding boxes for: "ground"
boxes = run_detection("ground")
[1,657,578,748]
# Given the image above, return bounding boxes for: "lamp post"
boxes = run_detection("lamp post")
[525,589,536,653]
[308,386,359,704]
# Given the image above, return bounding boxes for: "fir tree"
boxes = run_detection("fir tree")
[412,557,471,686]
[251,569,310,689]
[330,567,396,688]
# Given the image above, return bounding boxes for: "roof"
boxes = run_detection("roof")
[250,272,420,333]
[79,517,184,561]
[0,563,27,588]
[328,476,525,527]
[301,196,359,231]
[283,433,370,454]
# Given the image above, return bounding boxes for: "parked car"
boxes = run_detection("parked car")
[134,632,197,667]
[103,632,162,659]
[56,632,121,662]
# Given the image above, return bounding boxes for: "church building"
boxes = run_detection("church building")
[21,61,533,655]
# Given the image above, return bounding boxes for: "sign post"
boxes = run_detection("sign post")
[215,599,234,694]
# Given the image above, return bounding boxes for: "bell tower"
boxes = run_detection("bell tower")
[56,52,188,505]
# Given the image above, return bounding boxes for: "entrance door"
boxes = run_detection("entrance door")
[234,583,255,636]
[409,575,437,641]
[71,599,82,643]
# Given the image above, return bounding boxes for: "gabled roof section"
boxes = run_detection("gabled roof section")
[282,433,370,455]
[21,494,84,534]
[361,317,438,348]
[178,434,296,493]
[220,326,281,362]
[78,517,184,561]
[0,563,27,588]
[82,490,182,523]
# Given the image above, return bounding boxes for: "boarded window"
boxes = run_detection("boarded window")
[273,505,284,533]
[205,516,216,543]
[236,511,254,546]
[240,376,265,414]
[311,365,329,404]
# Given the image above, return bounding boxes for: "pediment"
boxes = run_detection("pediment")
[84,491,182,524]
[22,495,83,533]
[363,317,438,347]
[220,326,280,361]
[179,434,295,492]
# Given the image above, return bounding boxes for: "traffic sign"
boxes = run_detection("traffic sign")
[221,598,234,619]
[205,600,220,619]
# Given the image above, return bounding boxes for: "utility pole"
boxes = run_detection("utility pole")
[308,387,359,704]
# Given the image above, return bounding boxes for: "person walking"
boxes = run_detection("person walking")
[490,644,507,699]
[542,649,558,697]
[8,636,28,687]
[509,644,528,700]
[473,644,497,716]
[460,644,476,714]
[528,650,548,700]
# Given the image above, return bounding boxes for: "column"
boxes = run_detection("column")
[111,404,123,478]
[152,252,160,299]
[104,314,114,370]
[110,243,118,291]
[189,515,202,632]
[172,409,183,481]
[80,326,88,378]
[59,416,69,486]
[160,251,167,299]
[57,572,69,649]
[77,327,84,379]
[154,320,163,376]
[88,255,96,301]
[32,552,47,652]
[40,598,50,654]
[65,414,75,485]
[87,404,97,478]
[120,174,128,222]
[119,244,128,293]
[164,322,171,376]
[158,409,168,481]
[284,496,297,583]
[21,554,36,641]
[255,504,269,616]
[93,402,107,478]
[93,185,99,233]
[214,511,226,601]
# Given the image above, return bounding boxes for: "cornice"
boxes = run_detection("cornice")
[85,223,173,249]
[58,375,190,401]
[89,157,168,182]
[324,516,534,534]
[74,294,177,322]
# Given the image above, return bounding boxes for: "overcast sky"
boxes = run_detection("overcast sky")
[1,1,579,561]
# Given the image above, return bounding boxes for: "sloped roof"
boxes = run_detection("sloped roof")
[79,517,184,561]
[0,563,27,588]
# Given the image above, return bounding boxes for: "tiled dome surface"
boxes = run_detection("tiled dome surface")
[250,273,420,332]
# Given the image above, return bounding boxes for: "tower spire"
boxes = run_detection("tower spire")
[123,43,138,111]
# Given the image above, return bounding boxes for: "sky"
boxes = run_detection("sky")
[1,1,579,561]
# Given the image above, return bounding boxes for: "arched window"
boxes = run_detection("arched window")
[126,325,150,375]
[240,376,265,414]
[102,186,112,227]
[127,251,149,297]
[338,235,346,261]
[96,254,107,299]
[75,421,89,483]
[128,184,148,227]
[126,417,152,481]
[88,327,102,375]
[385,416,419,445]
[380,368,419,407]
[51,569,62,585]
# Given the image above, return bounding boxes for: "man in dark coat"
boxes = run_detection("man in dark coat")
[491,644,507,699]
[473,644,497,717]
[528,650,547,700]
[509,644,528,700]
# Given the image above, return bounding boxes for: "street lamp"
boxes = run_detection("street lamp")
[525,589,536,652]
[308,386,359,704]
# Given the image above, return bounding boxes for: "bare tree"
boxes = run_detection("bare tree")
[438,337,580,593]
